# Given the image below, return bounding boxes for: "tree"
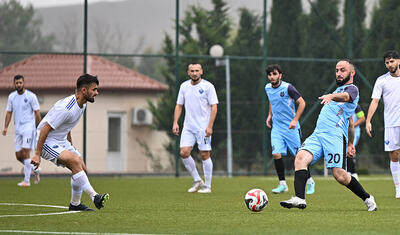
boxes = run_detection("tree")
[0,0,54,67]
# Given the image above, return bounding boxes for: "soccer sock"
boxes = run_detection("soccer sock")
[274,158,285,181]
[202,158,213,188]
[70,177,82,206]
[182,156,202,182]
[72,170,97,201]
[347,157,356,174]
[23,159,32,182]
[294,169,308,199]
[345,176,370,201]
[390,161,400,189]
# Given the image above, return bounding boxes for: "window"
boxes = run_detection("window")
[108,117,121,152]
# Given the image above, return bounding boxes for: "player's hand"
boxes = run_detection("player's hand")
[172,123,179,136]
[1,128,6,136]
[266,116,272,129]
[205,127,213,137]
[289,120,296,129]
[347,144,356,158]
[365,122,373,137]
[319,94,332,104]
[31,153,41,170]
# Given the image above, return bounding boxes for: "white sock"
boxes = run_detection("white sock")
[390,161,400,188]
[70,177,82,206]
[72,171,97,201]
[182,156,201,182]
[279,180,287,186]
[306,177,314,185]
[202,158,213,188]
[23,159,32,182]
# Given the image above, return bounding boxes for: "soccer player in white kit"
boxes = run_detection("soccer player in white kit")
[172,63,218,193]
[366,50,400,199]
[31,74,109,211]
[2,75,41,187]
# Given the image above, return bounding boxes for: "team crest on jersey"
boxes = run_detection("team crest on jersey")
[199,89,204,94]
[385,140,390,145]
[24,98,28,103]
[280,92,284,97]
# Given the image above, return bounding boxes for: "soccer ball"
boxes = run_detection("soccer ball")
[244,189,268,212]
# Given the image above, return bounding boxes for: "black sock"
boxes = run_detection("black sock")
[294,169,308,199]
[274,158,285,181]
[347,157,356,174]
[346,176,370,201]
[307,167,311,180]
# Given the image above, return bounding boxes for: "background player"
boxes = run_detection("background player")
[366,50,400,198]
[172,63,218,193]
[265,64,315,194]
[2,74,41,187]
[347,104,365,180]
[31,74,109,211]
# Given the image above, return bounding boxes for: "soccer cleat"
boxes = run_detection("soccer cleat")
[17,181,30,187]
[188,180,204,193]
[197,185,212,193]
[33,168,40,184]
[280,196,307,209]
[272,184,288,194]
[94,193,109,209]
[364,195,377,211]
[306,182,315,195]
[69,203,94,211]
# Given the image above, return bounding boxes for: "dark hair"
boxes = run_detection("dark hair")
[383,50,400,61]
[337,58,354,66]
[14,74,24,81]
[266,64,282,74]
[76,74,99,89]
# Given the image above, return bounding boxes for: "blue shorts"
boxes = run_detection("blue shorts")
[271,127,301,157]
[299,131,346,169]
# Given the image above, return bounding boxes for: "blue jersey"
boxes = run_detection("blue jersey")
[265,81,301,131]
[315,84,359,140]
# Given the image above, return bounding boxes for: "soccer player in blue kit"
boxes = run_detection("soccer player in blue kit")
[265,64,315,194]
[280,59,377,211]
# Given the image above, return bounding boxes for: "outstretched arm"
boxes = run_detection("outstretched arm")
[319,92,351,104]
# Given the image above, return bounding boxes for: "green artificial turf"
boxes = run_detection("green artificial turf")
[0,176,398,234]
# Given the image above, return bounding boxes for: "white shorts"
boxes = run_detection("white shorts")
[14,127,35,152]
[384,126,400,151]
[180,128,212,151]
[41,140,81,168]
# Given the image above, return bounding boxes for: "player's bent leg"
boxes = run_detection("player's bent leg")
[57,150,85,174]
[332,168,351,185]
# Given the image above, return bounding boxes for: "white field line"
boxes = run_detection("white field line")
[0,230,158,235]
[0,203,80,218]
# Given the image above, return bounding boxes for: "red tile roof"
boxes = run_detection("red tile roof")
[0,54,168,92]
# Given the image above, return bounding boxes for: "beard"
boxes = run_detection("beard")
[271,79,281,87]
[336,74,351,86]
[390,65,398,74]
[191,76,200,82]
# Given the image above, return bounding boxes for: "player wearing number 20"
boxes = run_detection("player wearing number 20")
[280,59,377,211]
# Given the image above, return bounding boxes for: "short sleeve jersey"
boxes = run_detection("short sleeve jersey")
[6,89,40,130]
[176,79,219,131]
[371,72,400,127]
[37,94,86,142]
[265,81,301,131]
[315,84,359,139]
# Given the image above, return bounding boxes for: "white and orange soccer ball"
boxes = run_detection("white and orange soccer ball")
[244,189,268,212]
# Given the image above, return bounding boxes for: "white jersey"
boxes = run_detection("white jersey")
[6,89,40,130]
[37,94,86,142]
[371,72,400,127]
[177,79,218,131]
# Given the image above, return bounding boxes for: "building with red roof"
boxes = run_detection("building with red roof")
[0,54,171,175]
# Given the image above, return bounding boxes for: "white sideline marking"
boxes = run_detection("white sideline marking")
[0,230,152,235]
[0,203,80,218]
